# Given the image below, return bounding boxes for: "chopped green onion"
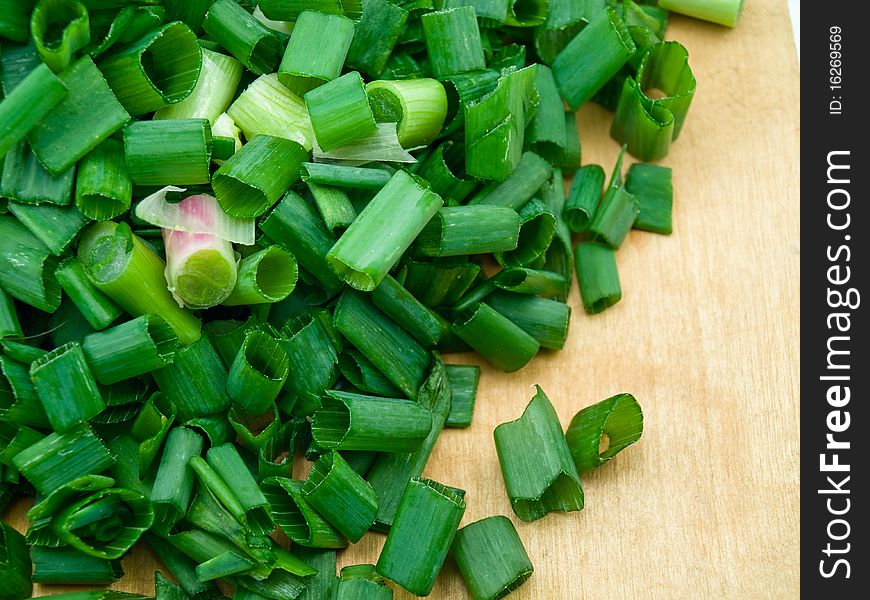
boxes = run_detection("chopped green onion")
[206,442,275,535]
[75,137,133,220]
[658,0,743,27]
[625,163,673,234]
[403,257,481,307]
[279,11,354,95]
[371,274,445,347]
[302,450,378,543]
[130,392,176,476]
[163,0,214,33]
[574,241,621,314]
[0,287,23,340]
[227,74,314,149]
[443,0,508,25]
[526,64,566,164]
[415,141,477,202]
[88,4,168,60]
[150,426,203,533]
[81,314,178,385]
[493,267,566,297]
[451,515,533,600]
[300,162,392,190]
[30,0,90,73]
[261,477,347,549]
[494,386,584,521]
[587,150,638,249]
[48,299,95,346]
[338,349,402,398]
[540,168,574,302]
[563,164,605,232]
[414,206,520,258]
[152,335,230,420]
[227,329,289,414]
[421,7,486,79]
[468,151,551,209]
[366,78,448,148]
[7,202,88,256]
[0,216,60,312]
[565,392,643,473]
[1,355,50,428]
[203,0,282,76]
[278,310,341,416]
[225,246,298,306]
[258,0,342,20]
[154,47,243,123]
[487,291,570,350]
[307,182,356,234]
[346,0,409,77]
[0,520,31,600]
[559,112,582,172]
[0,63,67,160]
[30,341,104,431]
[533,0,586,64]
[184,413,234,447]
[304,71,377,152]
[453,302,540,372]
[445,364,479,428]
[496,198,556,267]
[147,534,222,600]
[30,546,123,585]
[333,564,393,600]
[197,551,255,582]
[376,477,466,596]
[124,119,212,185]
[228,403,282,453]
[1,141,75,207]
[0,0,35,43]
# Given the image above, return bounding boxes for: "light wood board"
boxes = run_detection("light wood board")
[6,1,801,597]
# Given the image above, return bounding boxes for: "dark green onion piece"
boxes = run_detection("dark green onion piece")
[533,0,586,65]
[77,221,202,345]
[552,6,636,110]
[152,335,230,420]
[445,364,479,428]
[565,392,644,473]
[1,141,74,207]
[0,0,35,43]
[26,474,115,548]
[279,11,354,95]
[279,311,341,416]
[224,246,298,307]
[587,151,638,249]
[415,141,477,203]
[563,164,605,232]
[451,515,533,600]
[48,299,95,347]
[147,534,222,600]
[443,0,509,25]
[30,546,123,585]
[197,551,255,582]
[307,182,356,234]
[30,0,90,73]
[30,341,105,431]
[300,162,392,190]
[97,21,201,116]
[27,56,130,176]
[124,118,212,185]
[213,135,307,218]
[540,168,573,302]
[334,564,393,600]
[574,241,621,314]
[468,151,551,210]
[163,0,213,33]
[74,137,132,220]
[338,349,403,398]
[207,443,275,535]
[304,71,377,152]
[302,450,378,543]
[7,202,87,257]
[150,426,203,533]
[526,64,566,164]
[81,314,178,385]
[487,291,570,350]
[560,112,582,172]
[439,68,500,136]
[312,390,432,452]
[228,403,281,453]
[625,163,673,234]
[257,0,343,20]
[497,198,556,267]
[403,257,481,308]
[0,520,31,600]
[227,329,289,414]
[453,302,539,372]
[203,0,282,75]
[327,170,443,291]
[494,385,584,521]
[658,0,743,27]
[346,0,409,77]
[0,216,61,312]
[294,547,338,600]
[165,527,246,572]
[371,274,445,347]
[366,78,448,148]
[421,6,486,79]
[0,63,67,160]
[0,287,22,340]
[493,267,566,297]
[185,460,254,551]
[414,206,520,258]
[130,392,175,476]
[376,477,466,596]
[154,570,189,600]
[262,477,347,549]
[55,257,123,330]
[1,355,50,429]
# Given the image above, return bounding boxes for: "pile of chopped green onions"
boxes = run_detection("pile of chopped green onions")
[0,0,742,598]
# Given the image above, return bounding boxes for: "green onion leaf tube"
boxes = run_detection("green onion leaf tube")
[496,198,556,268]
[74,138,133,220]
[451,515,533,600]
[262,477,347,549]
[439,68,500,137]
[338,349,403,398]
[658,0,743,27]
[307,183,356,234]
[300,163,392,190]
[445,364,479,428]
[468,151,551,209]
[228,404,281,453]
[403,258,481,308]
[150,426,203,533]
[494,267,566,297]
[0,216,61,313]
[486,291,571,350]
[443,0,509,24]
[526,64,566,164]
[187,456,248,534]
[312,391,432,452]
[552,7,636,110]
[258,0,344,20]
[304,71,377,152]
[81,314,178,385]
[565,393,644,473]
[7,202,87,257]
[207,443,275,535]
[225,246,298,307]
[366,79,448,148]
[0,0,35,43]
[334,565,393,600]
[0,63,67,160]
[1,356,50,429]
[30,546,123,585]
[540,168,573,302]
[626,163,673,234]
[0,141,74,207]
[574,241,621,314]
[327,170,443,291]
[279,311,340,416]
[279,11,354,95]
[346,0,409,77]
[453,302,540,372]
[302,450,378,543]
[416,141,477,203]
[196,551,255,581]
[587,185,638,250]
[30,342,105,431]
[154,48,244,123]
[371,274,445,347]
[563,164,605,232]
[130,393,176,476]
[97,22,201,116]
[227,329,290,415]
[334,291,430,400]
[213,135,308,218]
[152,336,230,420]
[414,206,520,258]
[0,287,22,340]
[376,477,466,596]
[0,521,31,600]
[147,534,221,600]
[26,474,115,548]
[560,112,582,172]
[203,0,283,75]
[124,119,212,185]
[421,7,486,79]
[227,74,314,149]
[30,0,90,74]
[77,221,202,345]
[494,386,584,521]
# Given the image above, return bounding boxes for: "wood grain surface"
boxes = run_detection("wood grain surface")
[5,1,801,598]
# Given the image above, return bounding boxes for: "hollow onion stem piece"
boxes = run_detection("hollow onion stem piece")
[279,11,354,95]
[203,0,283,75]
[565,393,644,473]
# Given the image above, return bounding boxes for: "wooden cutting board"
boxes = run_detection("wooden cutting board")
[6,1,800,597]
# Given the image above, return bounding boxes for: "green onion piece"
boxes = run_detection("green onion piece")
[443,0,508,25]
[130,392,176,476]
[0,141,74,207]
[468,151,551,209]
[0,0,35,43]
[27,56,129,176]
[294,548,338,600]
[415,141,477,203]
[451,515,533,600]
[197,551,255,582]
[365,78,448,148]
[611,41,696,161]
[164,527,245,571]
[227,74,314,149]
[1,356,50,428]
[30,546,123,585]
[403,257,481,308]
[152,335,230,420]
[464,65,537,181]
[203,0,282,75]
[0,520,31,600]
[213,134,308,218]
[552,7,636,110]
[494,386,584,521]
[48,300,95,347]
[658,0,743,27]
[185,461,252,549]
[26,474,115,548]
[312,390,432,452]
[304,71,377,152]
[206,443,275,535]
[81,314,178,385]
[30,341,105,431]
[565,392,643,474]
[183,414,236,447]
[307,182,356,234]
[229,404,282,453]
[258,0,343,20]
[493,267,566,297]
[257,420,299,480]
[526,64,566,164]
[97,21,201,116]
[487,291,570,350]
[12,423,114,496]
[376,477,465,596]
[88,4,168,60]
[235,569,312,600]
[532,0,586,65]
[225,246,297,307]
[312,122,416,164]
[563,164,605,232]
[587,151,638,249]
[496,198,556,267]
[414,206,520,258]
[124,119,212,185]
[300,162,392,190]
[346,0,409,77]
[338,349,402,398]
[334,291,430,400]
[574,241,621,314]
[30,0,90,73]
[327,170,443,291]
[147,534,222,600]
[439,68,500,136]
[7,202,88,257]
[205,317,256,368]
[278,312,339,416]
[302,450,378,543]
[371,274,445,347]
[453,302,539,372]
[0,287,22,340]
[162,0,213,33]
[625,163,673,234]
[2,339,50,364]
[334,565,393,600]
[212,135,237,162]
[154,47,243,123]
[540,168,573,302]
[227,329,289,414]
[74,137,133,220]
[0,63,67,160]
[154,570,189,600]
[279,11,354,95]
[445,364,479,428]
[262,477,347,549]
[559,112,582,172]
[150,426,203,533]
[421,7,486,79]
